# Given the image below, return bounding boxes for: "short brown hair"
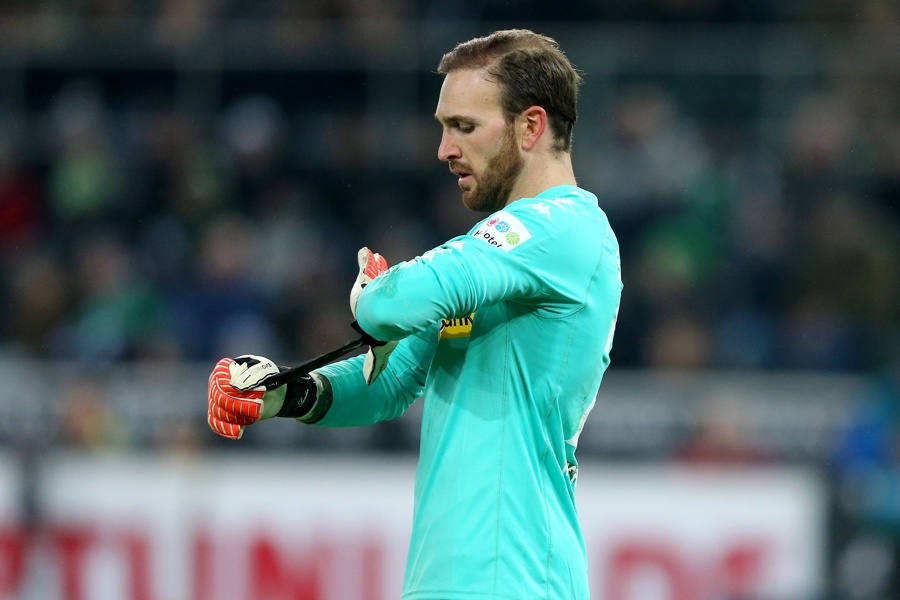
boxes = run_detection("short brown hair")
[437,29,583,153]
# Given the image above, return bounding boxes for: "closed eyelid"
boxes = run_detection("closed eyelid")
[436,114,478,129]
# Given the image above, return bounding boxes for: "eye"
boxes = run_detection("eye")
[437,116,477,134]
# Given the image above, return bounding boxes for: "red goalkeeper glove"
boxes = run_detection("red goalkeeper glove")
[207,356,285,439]
[207,355,325,439]
[349,247,398,385]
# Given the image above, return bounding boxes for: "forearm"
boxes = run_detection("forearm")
[312,356,418,427]
[312,331,434,427]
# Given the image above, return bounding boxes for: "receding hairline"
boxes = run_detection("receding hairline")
[436,29,563,74]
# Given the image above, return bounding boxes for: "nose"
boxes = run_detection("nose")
[437,131,460,162]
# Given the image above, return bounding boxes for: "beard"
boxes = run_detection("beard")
[461,124,524,213]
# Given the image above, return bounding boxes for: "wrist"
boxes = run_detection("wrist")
[276,372,332,423]
[258,386,287,420]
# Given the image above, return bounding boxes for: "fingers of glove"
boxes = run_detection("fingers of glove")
[351,247,388,318]
[363,340,399,385]
[208,397,256,426]
[362,248,388,280]
[211,384,263,420]
[229,354,281,391]
[208,357,234,390]
[207,410,244,440]
[209,359,264,420]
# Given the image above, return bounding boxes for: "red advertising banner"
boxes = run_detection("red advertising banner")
[0,454,825,600]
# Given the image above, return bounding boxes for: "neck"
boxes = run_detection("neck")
[505,153,576,206]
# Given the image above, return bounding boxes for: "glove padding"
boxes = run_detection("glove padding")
[350,247,398,385]
[229,354,283,391]
[207,355,286,440]
[350,247,388,317]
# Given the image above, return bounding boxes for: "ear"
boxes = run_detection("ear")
[519,106,547,151]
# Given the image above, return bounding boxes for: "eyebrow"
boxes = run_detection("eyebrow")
[434,113,479,126]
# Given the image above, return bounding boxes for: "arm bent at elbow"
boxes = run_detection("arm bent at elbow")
[354,252,473,342]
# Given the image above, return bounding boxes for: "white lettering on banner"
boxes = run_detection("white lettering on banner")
[471,210,532,252]
[0,455,826,600]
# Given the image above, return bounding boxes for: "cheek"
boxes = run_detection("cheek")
[454,121,510,168]
[469,136,504,170]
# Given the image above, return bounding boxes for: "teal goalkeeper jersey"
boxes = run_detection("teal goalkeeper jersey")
[315,185,622,600]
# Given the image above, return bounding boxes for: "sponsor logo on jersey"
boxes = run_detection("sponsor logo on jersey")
[527,197,579,220]
[439,313,474,339]
[472,211,532,251]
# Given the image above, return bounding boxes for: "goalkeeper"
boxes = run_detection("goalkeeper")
[207,29,622,600]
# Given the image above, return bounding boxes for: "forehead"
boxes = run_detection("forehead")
[435,68,504,122]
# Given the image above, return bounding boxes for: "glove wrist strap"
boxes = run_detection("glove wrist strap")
[276,372,332,424]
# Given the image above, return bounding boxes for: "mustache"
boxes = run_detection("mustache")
[448,161,471,175]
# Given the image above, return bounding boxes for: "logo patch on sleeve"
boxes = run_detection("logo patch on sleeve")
[471,211,532,251]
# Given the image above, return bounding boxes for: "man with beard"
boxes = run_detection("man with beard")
[207,29,622,600]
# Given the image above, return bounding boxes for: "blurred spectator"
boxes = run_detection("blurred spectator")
[55,232,173,362]
[833,356,900,477]
[167,213,281,360]
[583,83,712,222]
[219,95,290,205]
[831,352,900,598]
[0,119,42,255]
[58,374,130,450]
[2,249,71,358]
[780,191,900,369]
[642,313,713,370]
[676,387,775,465]
[153,0,217,47]
[44,82,123,231]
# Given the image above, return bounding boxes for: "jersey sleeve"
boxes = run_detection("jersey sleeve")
[355,201,606,342]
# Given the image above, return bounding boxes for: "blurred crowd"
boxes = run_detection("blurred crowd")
[0,0,899,378]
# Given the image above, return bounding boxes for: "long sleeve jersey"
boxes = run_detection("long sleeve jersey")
[315,185,622,600]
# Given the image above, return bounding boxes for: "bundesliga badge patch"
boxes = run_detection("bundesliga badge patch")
[471,211,532,251]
